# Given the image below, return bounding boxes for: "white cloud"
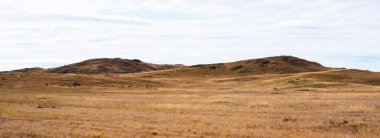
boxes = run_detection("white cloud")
[0,0,379,71]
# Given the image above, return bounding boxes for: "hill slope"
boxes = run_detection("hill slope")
[214,69,380,90]
[158,56,330,76]
[47,58,184,74]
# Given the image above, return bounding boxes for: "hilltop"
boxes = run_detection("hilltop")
[2,55,379,90]
[153,56,331,76]
[5,56,329,75]
[47,58,184,74]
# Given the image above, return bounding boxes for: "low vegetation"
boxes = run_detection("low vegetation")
[0,56,379,137]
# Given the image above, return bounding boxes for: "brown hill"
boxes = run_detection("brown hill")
[11,67,44,73]
[214,69,380,90]
[2,56,379,90]
[300,69,380,86]
[161,56,330,76]
[47,58,184,74]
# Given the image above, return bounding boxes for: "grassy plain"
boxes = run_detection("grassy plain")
[0,69,380,137]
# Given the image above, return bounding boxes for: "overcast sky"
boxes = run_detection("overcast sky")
[0,0,379,71]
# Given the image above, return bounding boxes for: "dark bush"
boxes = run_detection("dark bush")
[73,82,81,87]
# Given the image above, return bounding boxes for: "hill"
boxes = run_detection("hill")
[47,58,184,74]
[1,56,380,138]
[11,67,44,73]
[154,56,331,76]
[211,69,380,90]
[1,55,380,90]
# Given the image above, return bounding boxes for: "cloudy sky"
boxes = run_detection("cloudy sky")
[0,0,379,71]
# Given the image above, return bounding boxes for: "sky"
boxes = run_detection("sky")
[0,0,379,71]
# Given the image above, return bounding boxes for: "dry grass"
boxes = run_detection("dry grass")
[1,86,379,137]
[1,70,380,137]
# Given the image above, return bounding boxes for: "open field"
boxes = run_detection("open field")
[1,82,380,137]
[1,57,380,137]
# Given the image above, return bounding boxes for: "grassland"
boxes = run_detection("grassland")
[1,56,380,138]
[1,87,379,137]
[1,68,380,137]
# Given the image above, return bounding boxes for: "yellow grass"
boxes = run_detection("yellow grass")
[1,70,380,137]
[1,86,380,137]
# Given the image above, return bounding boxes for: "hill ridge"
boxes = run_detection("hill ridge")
[47,58,185,74]
[6,56,330,75]
[165,55,331,76]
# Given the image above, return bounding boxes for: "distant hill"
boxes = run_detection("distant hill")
[47,58,185,74]
[159,56,331,76]
[3,55,380,90]
[11,67,44,73]
[214,69,380,90]
[4,56,330,75]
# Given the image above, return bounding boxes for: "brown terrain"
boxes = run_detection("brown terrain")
[47,58,184,74]
[0,56,379,137]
